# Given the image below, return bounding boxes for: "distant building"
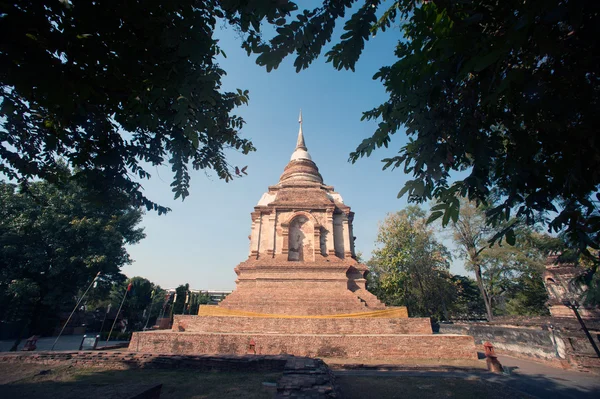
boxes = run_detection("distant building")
[164,289,231,305]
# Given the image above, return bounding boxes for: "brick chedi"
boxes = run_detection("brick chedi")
[129,113,477,361]
[218,111,384,315]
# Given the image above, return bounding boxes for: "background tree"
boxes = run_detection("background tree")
[83,272,128,313]
[239,0,600,300]
[368,206,454,319]
[451,199,495,320]
[189,291,212,315]
[0,174,144,340]
[451,200,550,319]
[447,275,487,320]
[109,277,165,332]
[503,271,549,317]
[172,284,191,316]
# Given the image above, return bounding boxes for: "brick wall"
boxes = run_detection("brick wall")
[0,350,288,371]
[129,331,477,360]
[173,315,432,335]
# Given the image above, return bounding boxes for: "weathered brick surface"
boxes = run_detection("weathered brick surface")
[174,314,432,335]
[219,267,385,316]
[129,331,477,360]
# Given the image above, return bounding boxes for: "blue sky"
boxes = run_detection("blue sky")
[123,14,468,289]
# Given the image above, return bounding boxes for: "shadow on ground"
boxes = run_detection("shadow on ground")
[335,369,600,399]
[0,362,280,399]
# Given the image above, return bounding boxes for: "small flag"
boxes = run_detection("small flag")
[127,283,133,292]
[185,291,190,304]
[173,293,177,303]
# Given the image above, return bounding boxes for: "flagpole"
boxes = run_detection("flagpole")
[107,282,131,342]
[158,292,170,320]
[99,303,111,336]
[51,272,100,351]
[183,290,189,315]
[143,290,156,330]
[169,293,177,319]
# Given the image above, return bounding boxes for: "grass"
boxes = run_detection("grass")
[337,375,535,399]
[0,363,281,399]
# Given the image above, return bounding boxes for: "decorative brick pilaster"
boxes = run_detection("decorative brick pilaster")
[342,214,352,259]
[266,212,276,257]
[250,211,262,258]
[326,208,336,256]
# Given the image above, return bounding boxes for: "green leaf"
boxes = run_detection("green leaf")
[427,211,444,224]
[473,49,504,72]
[505,229,516,246]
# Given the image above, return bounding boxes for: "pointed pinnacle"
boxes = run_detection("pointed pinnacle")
[296,109,306,150]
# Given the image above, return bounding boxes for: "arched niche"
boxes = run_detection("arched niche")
[281,212,322,261]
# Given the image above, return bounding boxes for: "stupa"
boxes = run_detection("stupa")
[129,113,476,360]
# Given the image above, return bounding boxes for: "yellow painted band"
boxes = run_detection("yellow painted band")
[196,306,408,319]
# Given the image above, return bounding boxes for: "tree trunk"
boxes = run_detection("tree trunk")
[440,292,449,321]
[10,298,42,351]
[473,264,493,321]
[9,321,28,351]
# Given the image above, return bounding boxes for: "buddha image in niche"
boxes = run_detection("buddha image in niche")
[288,215,312,261]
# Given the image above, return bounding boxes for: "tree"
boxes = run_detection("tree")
[451,200,550,319]
[0,174,144,340]
[189,291,212,315]
[109,277,165,332]
[504,271,549,317]
[1,0,288,212]
[172,284,190,315]
[368,206,454,319]
[447,275,487,320]
[451,200,495,320]
[239,0,600,296]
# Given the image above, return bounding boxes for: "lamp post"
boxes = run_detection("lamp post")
[562,299,600,358]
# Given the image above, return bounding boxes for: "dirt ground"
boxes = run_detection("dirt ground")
[336,375,535,399]
[0,362,281,399]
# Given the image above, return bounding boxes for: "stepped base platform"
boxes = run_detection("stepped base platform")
[129,308,477,360]
[129,331,476,360]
